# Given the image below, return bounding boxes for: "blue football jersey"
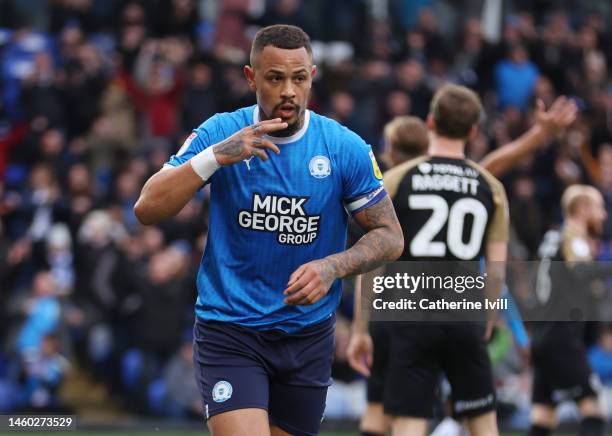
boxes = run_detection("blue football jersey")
[165,105,386,332]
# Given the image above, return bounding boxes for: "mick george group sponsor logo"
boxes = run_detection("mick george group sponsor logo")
[237,193,321,245]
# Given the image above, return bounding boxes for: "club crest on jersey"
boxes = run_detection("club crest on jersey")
[212,381,233,403]
[309,155,331,178]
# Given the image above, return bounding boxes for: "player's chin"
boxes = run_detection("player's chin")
[276,113,297,125]
[276,116,299,134]
[286,119,301,132]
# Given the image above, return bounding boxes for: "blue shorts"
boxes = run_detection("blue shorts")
[193,315,335,436]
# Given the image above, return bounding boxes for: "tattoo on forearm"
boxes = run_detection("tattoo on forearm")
[326,197,402,278]
[360,195,396,229]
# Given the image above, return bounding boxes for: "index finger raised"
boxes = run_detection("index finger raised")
[255,118,283,125]
[255,122,289,135]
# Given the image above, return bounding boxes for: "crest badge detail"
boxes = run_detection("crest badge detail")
[212,381,233,403]
[309,155,331,179]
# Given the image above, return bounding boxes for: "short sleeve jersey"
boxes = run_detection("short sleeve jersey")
[383,156,509,261]
[532,225,594,345]
[165,106,385,332]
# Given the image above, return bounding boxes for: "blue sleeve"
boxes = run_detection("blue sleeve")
[165,115,219,168]
[340,129,386,214]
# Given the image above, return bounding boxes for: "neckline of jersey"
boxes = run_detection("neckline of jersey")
[426,154,467,161]
[252,105,310,144]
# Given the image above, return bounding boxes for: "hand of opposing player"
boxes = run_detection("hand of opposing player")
[283,259,337,305]
[534,96,577,135]
[212,118,287,166]
[346,330,373,377]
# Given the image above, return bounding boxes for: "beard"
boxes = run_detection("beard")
[261,104,304,137]
[278,112,302,136]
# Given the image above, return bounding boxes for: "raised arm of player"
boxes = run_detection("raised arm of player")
[134,119,286,225]
[480,96,577,178]
[284,196,404,305]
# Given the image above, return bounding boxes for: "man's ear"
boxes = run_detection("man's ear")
[311,64,317,80]
[426,114,435,131]
[468,125,479,140]
[244,65,256,91]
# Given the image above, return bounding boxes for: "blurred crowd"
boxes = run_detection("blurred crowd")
[0,0,611,427]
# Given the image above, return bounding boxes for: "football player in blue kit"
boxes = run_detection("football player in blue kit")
[134,25,404,436]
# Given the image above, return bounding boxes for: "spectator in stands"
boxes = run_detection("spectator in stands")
[130,245,191,362]
[394,58,432,119]
[118,38,188,139]
[15,271,60,356]
[181,59,217,133]
[20,52,65,130]
[597,145,612,240]
[495,44,539,111]
[20,333,69,412]
[161,338,202,418]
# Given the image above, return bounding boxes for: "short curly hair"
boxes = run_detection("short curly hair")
[250,25,312,66]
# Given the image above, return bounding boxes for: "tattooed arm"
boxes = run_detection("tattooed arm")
[341,201,403,374]
[327,196,403,276]
[284,195,403,305]
[134,119,285,225]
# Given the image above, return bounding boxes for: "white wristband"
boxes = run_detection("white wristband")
[190,147,220,181]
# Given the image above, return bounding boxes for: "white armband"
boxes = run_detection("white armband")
[190,147,220,181]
